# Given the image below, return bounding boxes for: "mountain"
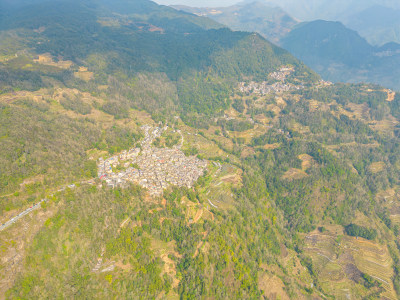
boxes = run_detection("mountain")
[247,0,400,46]
[172,1,297,44]
[1,1,400,299]
[171,3,400,89]
[280,20,400,89]
[344,5,400,46]
[281,21,373,67]
[259,0,400,22]
[0,0,313,119]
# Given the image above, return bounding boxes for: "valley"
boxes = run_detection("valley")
[1,0,400,299]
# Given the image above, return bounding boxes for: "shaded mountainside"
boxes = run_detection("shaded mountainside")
[281,21,373,67]
[0,0,314,118]
[1,0,400,299]
[171,2,400,90]
[257,0,400,46]
[259,0,400,22]
[344,5,400,46]
[281,20,400,90]
[172,1,297,44]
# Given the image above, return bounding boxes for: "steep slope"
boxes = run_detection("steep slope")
[0,0,314,119]
[173,2,400,90]
[344,5,400,46]
[281,20,373,67]
[172,1,297,44]
[281,20,400,89]
[260,0,400,21]
[244,0,400,46]
[0,0,316,205]
[1,1,400,299]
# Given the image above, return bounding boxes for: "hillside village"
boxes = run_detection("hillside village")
[239,66,303,95]
[98,125,208,196]
[239,66,332,95]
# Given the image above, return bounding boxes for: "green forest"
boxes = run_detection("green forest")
[1,0,400,299]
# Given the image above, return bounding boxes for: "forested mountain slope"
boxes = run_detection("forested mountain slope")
[172,3,400,90]
[281,20,400,90]
[344,5,400,46]
[172,2,297,44]
[1,1,400,299]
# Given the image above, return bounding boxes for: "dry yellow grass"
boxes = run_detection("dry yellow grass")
[97,85,109,90]
[150,239,182,291]
[282,168,308,180]
[376,188,397,202]
[0,90,36,104]
[290,122,310,134]
[346,103,370,120]
[298,154,314,171]
[325,142,380,151]
[275,96,287,108]
[369,116,399,134]
[308,99,331,112]
[262,143,280,150]
[192,209,203,224]
[240,146,255,158]
[368,162,385,173]
[34,53,73,69]
[74,70,94,81]
[258,273,290,300]
[266,104,281,116]
[254,114,270,125]
[220,173,241,184]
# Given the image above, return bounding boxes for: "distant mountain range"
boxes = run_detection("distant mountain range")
[173,1,400,90]
[260,0,400,22]
[2,1,400,299]
[281,20,400,89]
[172,2,296,44]
[343,5,400,46]
[256,0,400,46]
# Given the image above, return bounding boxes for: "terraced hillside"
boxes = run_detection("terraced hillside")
[1,0,400,299]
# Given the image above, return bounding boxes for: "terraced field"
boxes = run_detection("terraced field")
[304,226,397,299]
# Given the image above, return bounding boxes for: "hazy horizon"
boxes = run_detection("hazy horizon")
[153,0,240,7]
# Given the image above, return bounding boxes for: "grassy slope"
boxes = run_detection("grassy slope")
[1,0,400,299]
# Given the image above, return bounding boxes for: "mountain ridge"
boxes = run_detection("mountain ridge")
[171,1,297,44]
[1,1,400,299]
[282,20,400,89]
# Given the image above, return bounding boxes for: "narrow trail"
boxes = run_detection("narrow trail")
[0,179,94,233]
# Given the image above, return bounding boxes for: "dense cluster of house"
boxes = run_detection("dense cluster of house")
[239,66,304,95]
[239,81,303,95]
[98,125,208,196]
[268,66,294,81]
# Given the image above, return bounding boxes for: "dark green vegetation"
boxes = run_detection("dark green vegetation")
[1,0,400,299]
[282,20,400,90]
[0,0,314,197]
[177,1,400,90]
[172,2,297,44]
[0,0,312,119]
[260,0,400,46]
[345,224,378,240]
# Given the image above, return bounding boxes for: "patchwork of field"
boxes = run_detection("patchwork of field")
[304,226,397,299]
[282,153,314,180]
[34,53,73,69]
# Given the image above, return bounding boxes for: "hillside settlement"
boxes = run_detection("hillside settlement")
[98,125,208,196]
